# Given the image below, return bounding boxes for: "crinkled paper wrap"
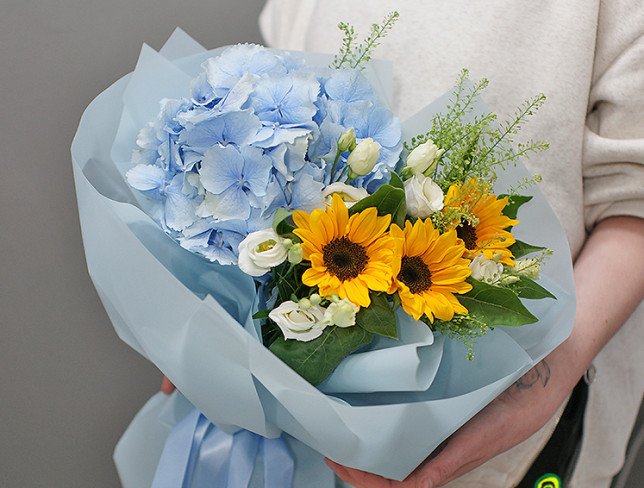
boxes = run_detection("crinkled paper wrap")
[71,29,575,483]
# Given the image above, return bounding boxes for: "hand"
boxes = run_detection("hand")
[161,375,176,394]
[326,360,569,488]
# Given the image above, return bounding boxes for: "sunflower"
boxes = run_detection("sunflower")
[292,194,395,308]
[389,219,472,322]
[444,179,518,266]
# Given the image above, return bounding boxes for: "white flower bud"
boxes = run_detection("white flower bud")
[322,182,369,208]
[287,243,304,264]
[347,138,380,176]
[269,301,328,342]
[337,128,356,152]
[298,298,312,309]
[404,139,444,176]
[404,174,445,219]
[512,258,541,280]
[237,229,288,277]
[309,293,322,306]
[469,255,504,284]
[500,275,520,285]
[322,298,359,328]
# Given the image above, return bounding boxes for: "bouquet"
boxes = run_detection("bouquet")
[71,14,575,487]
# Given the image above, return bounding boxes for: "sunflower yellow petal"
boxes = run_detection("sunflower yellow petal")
[425,291,455,322]
[330,193,349,235]
[342,279,371,307]
[398,287,425,320]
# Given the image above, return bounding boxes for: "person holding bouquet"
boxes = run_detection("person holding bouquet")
[258,1,644,487]
[73,3,642,487]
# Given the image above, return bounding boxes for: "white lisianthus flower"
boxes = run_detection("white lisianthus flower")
[322,298,359,328]
[237,229,288,277]
[322,182,369,208]
[512,258,541,280]
[269,301,328,342]
[404,174,445,218]
[469,255,504,284]
[404,139,444,176]
[347,138,380,176]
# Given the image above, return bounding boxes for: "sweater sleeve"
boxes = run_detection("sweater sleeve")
[583,0,644,231]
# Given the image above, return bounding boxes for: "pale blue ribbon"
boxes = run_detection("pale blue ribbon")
[151,409,294,488]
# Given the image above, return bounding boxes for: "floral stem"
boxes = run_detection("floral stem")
[329,148,342,182]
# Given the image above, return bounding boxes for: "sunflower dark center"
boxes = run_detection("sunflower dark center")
[398,256,432,294]
[323,236,369,281]
[457,219,478,250]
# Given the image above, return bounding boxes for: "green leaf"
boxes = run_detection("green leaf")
[499,194,532,220]
[349,184,406,227]
[389,171,404,190]
[510,276,556,300]
[253,310,270,320]
[509,240,547,258]
[457,279,537,327]
[356,293,398,339]
[269,326,373,385]
[272,208,295,236]
[391,292,402,311]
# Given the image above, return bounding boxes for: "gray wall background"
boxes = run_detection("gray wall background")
[0,1,264,486]
[1,1,641,487]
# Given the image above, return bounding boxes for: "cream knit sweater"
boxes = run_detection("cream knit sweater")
[260,1,644,487]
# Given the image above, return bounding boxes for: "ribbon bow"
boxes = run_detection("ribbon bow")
[152,409,294,488]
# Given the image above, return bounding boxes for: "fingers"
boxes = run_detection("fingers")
[161,376,176,394]
[325,459,398,488]
[325,460,356,485]
[416,454,484,488]
[413,432,487,487]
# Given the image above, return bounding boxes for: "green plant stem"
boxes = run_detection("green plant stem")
[473,96,543,166]
[351,14,399,69]
[329,148,342,181]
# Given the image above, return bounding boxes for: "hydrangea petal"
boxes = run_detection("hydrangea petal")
[255,126,312,149]
[308,116,344,162]
[183,110,262,149]
[199,144,244,194]
[216,72,256,113]
[204,44,286,96]
[251,74,319,126]
[240,146,273,197]
[191,72,217,106]
[289,172,324,212]
[164,175,198,231]
[126,164,167,192]
[323,69,377,104]
[201,187,250,221]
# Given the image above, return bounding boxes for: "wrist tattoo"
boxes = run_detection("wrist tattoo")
[514,359,551,390]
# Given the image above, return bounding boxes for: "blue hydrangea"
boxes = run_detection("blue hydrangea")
[197,144,273,221]
[127,44,402,265]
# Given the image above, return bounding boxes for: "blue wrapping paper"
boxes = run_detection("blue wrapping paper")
[115,393,334,488]
[71,29,576,483]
